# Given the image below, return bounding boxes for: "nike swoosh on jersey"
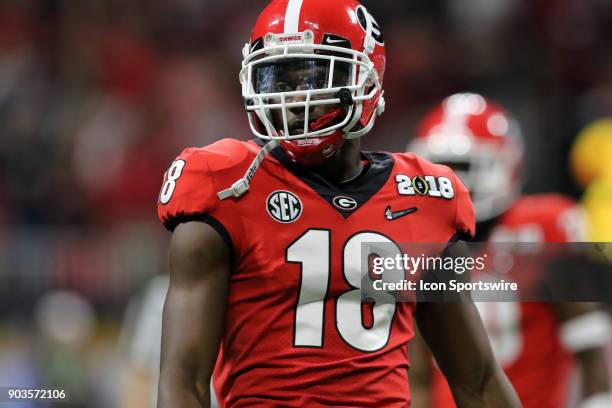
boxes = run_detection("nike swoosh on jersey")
[385,205,417,220]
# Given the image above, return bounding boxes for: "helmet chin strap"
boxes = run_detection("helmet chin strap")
[218,107,350,200]
[217,138,280,200]
[218,107,281,200]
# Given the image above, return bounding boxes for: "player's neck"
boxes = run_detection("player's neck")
[311,139,364,184]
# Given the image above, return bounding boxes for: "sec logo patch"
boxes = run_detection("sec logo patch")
[267,191,303,223]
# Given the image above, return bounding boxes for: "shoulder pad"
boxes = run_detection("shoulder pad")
[393,152,456,178]
[393,152,475,239]
[157,139,256,231]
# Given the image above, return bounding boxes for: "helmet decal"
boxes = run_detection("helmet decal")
[284,0,304,33]
[356,5,384,45]
[250,37,264,53]
[321,34,352,49]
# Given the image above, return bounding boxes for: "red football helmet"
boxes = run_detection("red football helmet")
[410,93,524,222]
[241,0,386,164]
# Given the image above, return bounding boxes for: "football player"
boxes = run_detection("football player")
[409,93,612,408]
[156,2,520,407]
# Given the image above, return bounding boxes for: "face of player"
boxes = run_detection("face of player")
[253,58,351,136]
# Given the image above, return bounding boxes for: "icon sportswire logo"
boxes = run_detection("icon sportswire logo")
[385,205,417,220]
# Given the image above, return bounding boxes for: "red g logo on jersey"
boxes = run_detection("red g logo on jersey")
[267,191,303,223]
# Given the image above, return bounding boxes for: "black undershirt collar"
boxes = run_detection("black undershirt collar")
[253,138,394,218]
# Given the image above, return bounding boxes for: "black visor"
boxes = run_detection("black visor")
[253,58,351,94]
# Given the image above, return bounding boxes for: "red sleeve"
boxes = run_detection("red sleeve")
[506,194,587,242]
[157,139,256,262]
[395,153,476,242]
[157,147,219,232]
[452,172,475,240]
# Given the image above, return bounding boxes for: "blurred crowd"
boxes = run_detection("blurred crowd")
[0,0,611,406]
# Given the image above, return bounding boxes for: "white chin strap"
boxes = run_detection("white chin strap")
[217,139,280,200]
[217,105,281,200]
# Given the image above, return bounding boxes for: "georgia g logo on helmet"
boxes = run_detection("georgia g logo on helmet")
[356,5,384,46]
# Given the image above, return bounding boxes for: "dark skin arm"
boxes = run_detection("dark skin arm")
[553,302,610,399]
[415,241,521,408]
[408,325,433,408]
[157,221,231,408]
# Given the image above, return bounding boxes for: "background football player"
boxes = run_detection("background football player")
[409,92,612,408]
[156,1,519,407]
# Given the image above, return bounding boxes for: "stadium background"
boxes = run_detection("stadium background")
[0,0,611,406]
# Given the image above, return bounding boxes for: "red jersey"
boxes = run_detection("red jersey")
[158,138,474,407]
[432,194,584,408]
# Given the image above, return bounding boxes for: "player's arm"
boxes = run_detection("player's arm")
[408,326,433,408]
[552,204,612,406]
[554,302,611,407]
[415,241,521,408]
[157,221,231,408]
